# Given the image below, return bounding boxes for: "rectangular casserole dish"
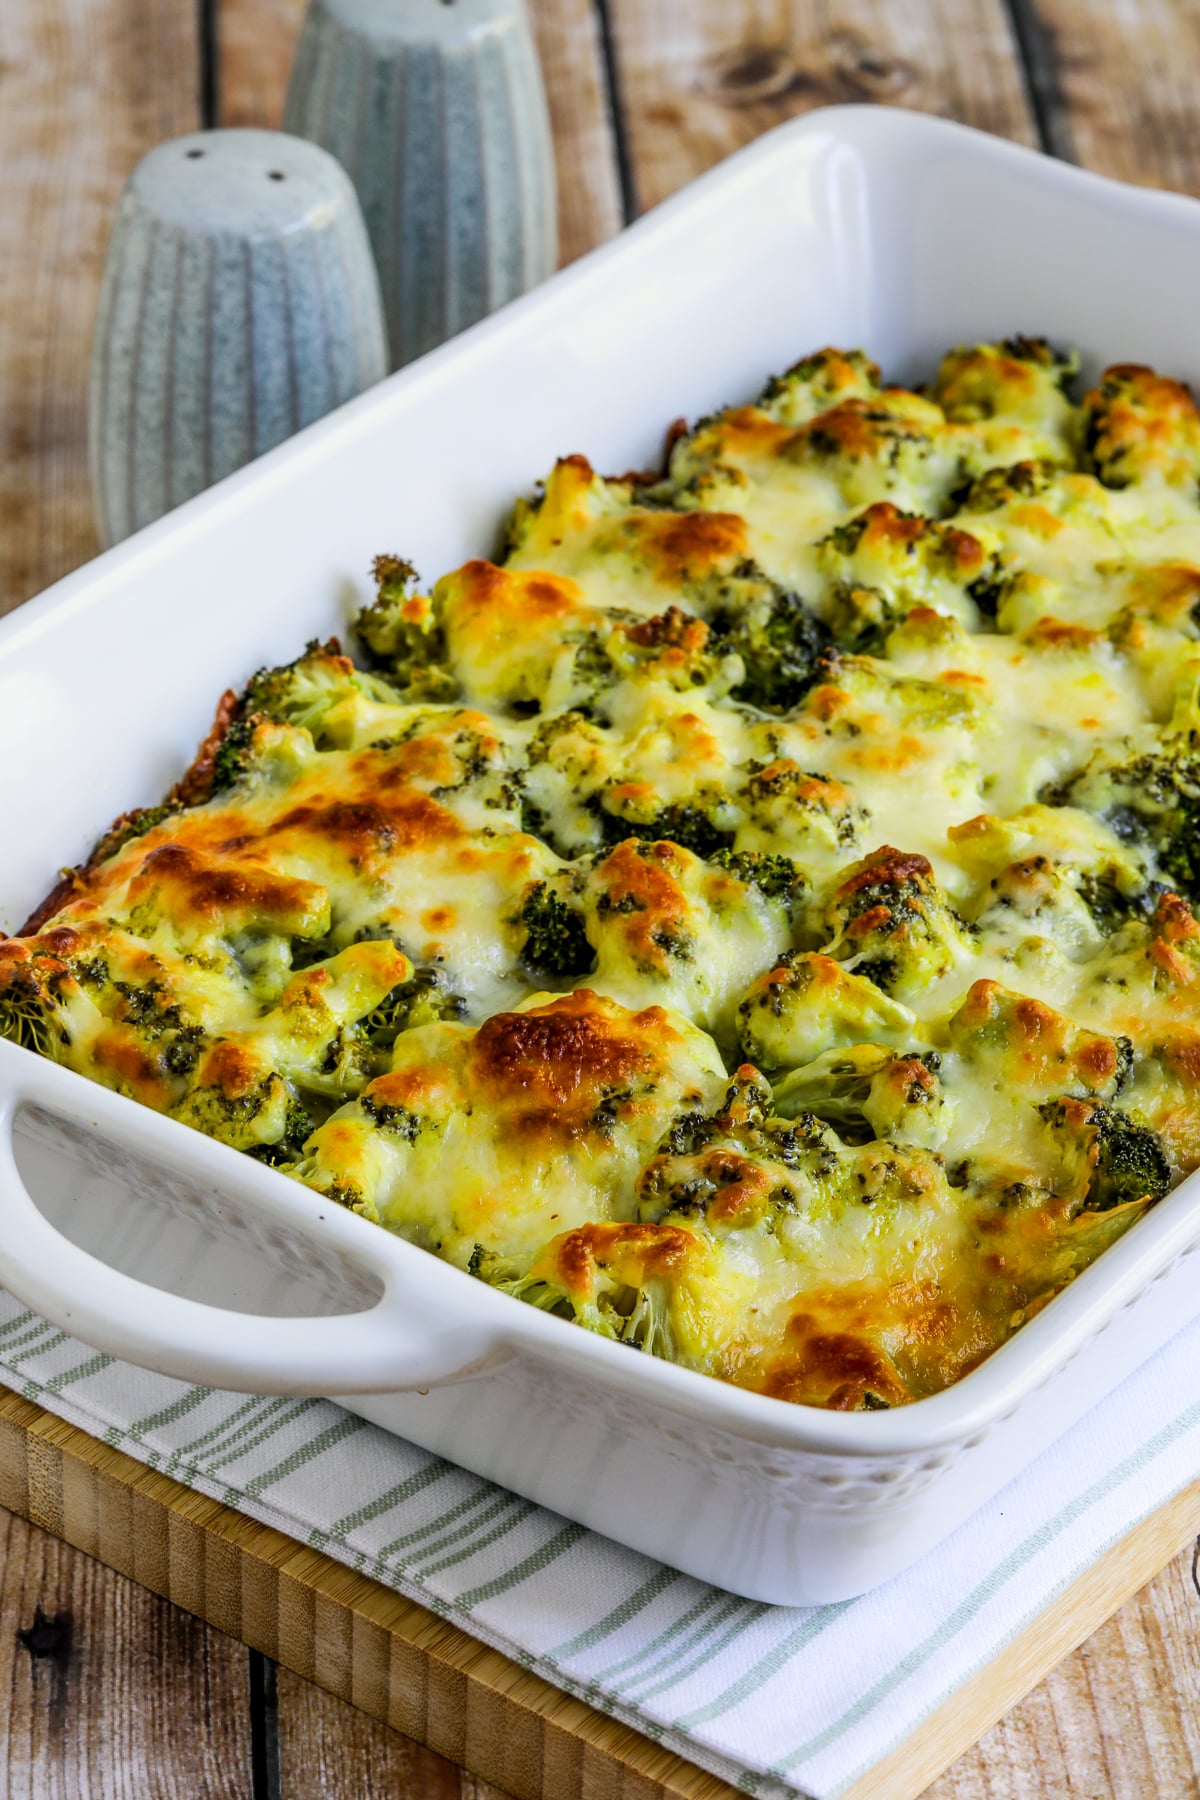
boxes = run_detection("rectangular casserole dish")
[4,104,1200,1606]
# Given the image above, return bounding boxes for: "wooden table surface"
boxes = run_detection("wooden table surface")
[2,1,1200,1794]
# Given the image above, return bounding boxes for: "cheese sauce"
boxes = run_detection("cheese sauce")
[7,340,1200,1410]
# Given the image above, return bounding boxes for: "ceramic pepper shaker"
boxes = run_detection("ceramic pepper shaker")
[283,0,557,369]
[89,128,388,548]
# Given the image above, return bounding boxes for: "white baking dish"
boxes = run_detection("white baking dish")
[4,106,1200,1606]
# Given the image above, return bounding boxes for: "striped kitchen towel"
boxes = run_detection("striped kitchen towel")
[1,1286,1198,1800]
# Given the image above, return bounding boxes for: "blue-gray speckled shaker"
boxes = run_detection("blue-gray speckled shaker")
[284,0,557,369]
[89,129,388,547]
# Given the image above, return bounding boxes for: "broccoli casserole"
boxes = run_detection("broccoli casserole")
[6,338,1200,1411]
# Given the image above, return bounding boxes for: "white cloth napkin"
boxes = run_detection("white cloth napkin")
[1,1285,1197,1800]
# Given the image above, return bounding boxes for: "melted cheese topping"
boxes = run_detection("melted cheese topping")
[8,339,1200,1412]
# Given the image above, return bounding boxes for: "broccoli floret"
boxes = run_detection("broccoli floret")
[603,606,743,702]
[90,803,180,867]
[740,759,866,860]
[210,639,403,790]
[637,1070,847,1227]
[239,638,356,727]
[947,979,1133,1102]
[122,975,192,1038]
[358,1091,424,1140]
[773,1047,950,1149]
[770,1044,894,1138]
[0,948,213,1078]
[207,713,308,793]
[269,944,457,1093]
[932,337,1078,420]
[803,650,981,737]
[706,849,806,912]
[207,641,392,792]
[817,502,1002,648]
[708,577,831,712]
[999,335,1077,374]
[736,950,917,1072]
[972,854,1117,961]
[1076,868,1157,936]
[1039,1096,1171,1212]
[1059,743,1200,901]
[518,882,596,978]
[354,556,458,701]
[487,1217,711,1362]
[822,847,975,997]
[667,380,955,520]
[467,1244,522,1283]
[53,962,210,1078]
[247,1097,318,1167]
[948,459,1053,516]
[0,989,53,1056]
[175,1070,290,1151]
[210,715,260,792]
[757,348,881,425]
[793,393,947,486]
[1082,364,1200,491]
[593,799,734,859]
[358,965,468,1046]
[650,1068,774,1161]
[1082,891,1200,1006]
[498,1255,678,1358]
[163,1025,206,1076]
[354,555,423,661]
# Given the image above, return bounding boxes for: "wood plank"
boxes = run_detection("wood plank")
[276,1664,512,1800]
[0,0,199,616]
[216,0,623,265]
[603,0,1036,215]
[214,0,305,130]
[3,1381,1200,1800]
[0,1505,254,1798]
[527,0,625,262]
[927,1534,1200,1797]
[1023,0,1200,195]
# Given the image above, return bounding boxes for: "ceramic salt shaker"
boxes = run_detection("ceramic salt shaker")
[90,129,388,547]
[283,0,557,369]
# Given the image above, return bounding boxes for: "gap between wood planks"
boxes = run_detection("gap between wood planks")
[592,0,640,223]
[1002,0,1075,161]
[249,1647,282,1800]
[200,0,220,128]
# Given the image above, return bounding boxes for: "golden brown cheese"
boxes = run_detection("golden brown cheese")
[7,336,1200,1411]
[297,989,727,1267]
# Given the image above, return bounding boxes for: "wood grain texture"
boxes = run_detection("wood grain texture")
[0,1506,254,1798]
[276,1665,514,1800]
[215,0,305,130]
[0,0,199,616]
[865,1489,1200,1799]
[1024,0,1200,195]
[526,0,624,262]
[603,0,1036,214]
[925,1535,1200,1797]
[216,0,623,265]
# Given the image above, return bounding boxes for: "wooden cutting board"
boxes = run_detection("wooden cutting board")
[0,1384,1195,1800]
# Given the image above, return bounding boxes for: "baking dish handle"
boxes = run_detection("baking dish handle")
[0,1082,498,1396]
